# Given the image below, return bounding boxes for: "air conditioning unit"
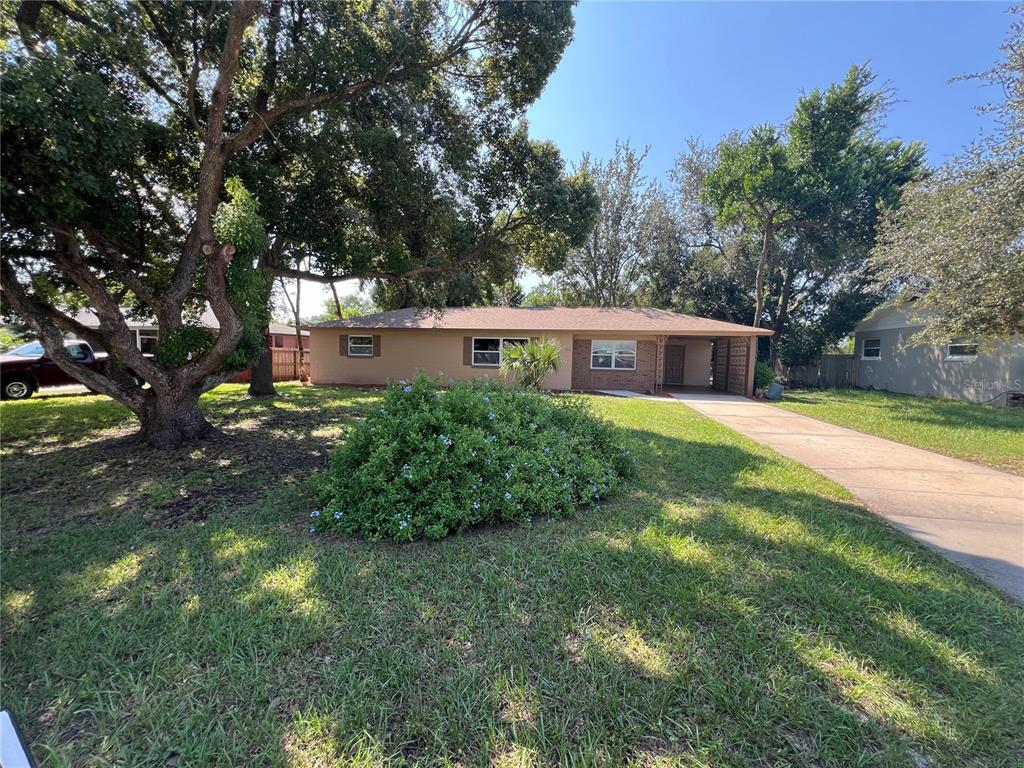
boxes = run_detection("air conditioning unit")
[1006,392,1024,408]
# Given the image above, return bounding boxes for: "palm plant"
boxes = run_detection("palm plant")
[501,337,561,390]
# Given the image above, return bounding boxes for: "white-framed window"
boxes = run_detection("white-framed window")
[138,330,159,355]
[945,341,978,361]
[472,337,528,366]
[861,338,881,360]
[591,340,637,370]
[348,335,374,357]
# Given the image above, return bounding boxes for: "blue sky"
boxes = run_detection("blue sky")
[330,1,1012,302]
[526,1,1014,180]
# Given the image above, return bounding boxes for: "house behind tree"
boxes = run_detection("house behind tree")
[307,307,772,395]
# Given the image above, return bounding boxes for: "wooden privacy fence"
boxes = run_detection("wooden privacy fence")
[786,354,855,389]
[228,348,311,383]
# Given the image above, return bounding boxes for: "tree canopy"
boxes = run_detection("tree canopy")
[870,12,1024,344]
[1,0,596,445]
[701,65,926,363]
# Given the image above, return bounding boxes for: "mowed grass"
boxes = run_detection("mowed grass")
[770,388,1024,475]
[1,385,1022,767]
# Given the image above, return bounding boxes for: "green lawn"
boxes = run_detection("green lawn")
[2,385,1022,767]
[770,388,1024,475]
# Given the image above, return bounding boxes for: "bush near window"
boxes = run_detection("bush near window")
[315,375,636,540]
[500,336,561,389]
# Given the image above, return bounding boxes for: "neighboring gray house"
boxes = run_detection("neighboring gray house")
[854,300,1024,405]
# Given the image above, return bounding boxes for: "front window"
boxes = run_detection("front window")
[946,341,978,360]
[7,341,45,357]
[591,340,637,370]
[862,339,881,359]
[472,337,527,366]
[348,335,374,357]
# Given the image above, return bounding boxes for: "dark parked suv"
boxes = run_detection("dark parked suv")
[0,340,109,399]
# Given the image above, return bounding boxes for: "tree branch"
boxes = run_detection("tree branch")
[163,0,259,312]
[0,258,147,410]
[46,229,166,385]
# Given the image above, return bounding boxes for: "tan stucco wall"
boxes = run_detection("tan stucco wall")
[310,329,575,390]
[666,338,713,387]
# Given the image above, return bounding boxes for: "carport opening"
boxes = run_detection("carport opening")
[662,335,716,394]
[656,335,755,396]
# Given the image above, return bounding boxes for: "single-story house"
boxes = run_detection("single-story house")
[73,307,310,353]
[307,306,772,395]
[854,300,1024,405]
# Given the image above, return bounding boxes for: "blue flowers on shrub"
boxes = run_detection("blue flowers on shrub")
[316,374,636,541]
[309,510,320,519]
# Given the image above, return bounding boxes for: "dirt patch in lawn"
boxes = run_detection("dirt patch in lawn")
[0,384,375,536]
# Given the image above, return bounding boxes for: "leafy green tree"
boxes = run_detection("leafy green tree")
[560,141,670,306]
[701,65,925,363]
[871,14,1024,344]
[501,337,561,389]
[311,294,379,322]
[1,0,596,446]
[0,325,26,351]
[522,278,567,307]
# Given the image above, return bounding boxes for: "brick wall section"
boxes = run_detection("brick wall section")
[571,338,658,391]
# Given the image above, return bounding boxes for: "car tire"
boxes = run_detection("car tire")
[1,377,34,400]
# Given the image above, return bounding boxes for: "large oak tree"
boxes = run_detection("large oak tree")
[1,0,596,446]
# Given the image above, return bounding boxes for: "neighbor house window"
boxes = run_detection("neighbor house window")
[273,335,283,347]
[591,340,637,370]
[861,338,881,359]
[348,335,374,357]
[946,341,978,360]
[138,331,159,355]
[472,337,528,366]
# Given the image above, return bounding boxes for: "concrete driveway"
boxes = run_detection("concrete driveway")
[642,391,1024,602]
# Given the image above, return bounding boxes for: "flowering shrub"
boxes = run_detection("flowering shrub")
[314,374,636,541]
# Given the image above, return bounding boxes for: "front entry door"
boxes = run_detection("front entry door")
[665,345,685,386]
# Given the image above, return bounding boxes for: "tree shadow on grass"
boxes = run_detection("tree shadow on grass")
[0,385,378,535]
[2,402,1023,766]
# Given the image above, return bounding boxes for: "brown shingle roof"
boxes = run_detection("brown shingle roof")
[307,307,772,336]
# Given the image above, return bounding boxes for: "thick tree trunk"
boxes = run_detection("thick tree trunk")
[139,388,216,449]
[769,266,795,370]
[248,329,277,397]
[752,221,773,328]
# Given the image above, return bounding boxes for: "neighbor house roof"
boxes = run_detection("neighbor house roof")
[73,308,309,336]
[308,306,772,336]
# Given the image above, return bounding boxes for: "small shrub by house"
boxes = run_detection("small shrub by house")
[314,375,636,540]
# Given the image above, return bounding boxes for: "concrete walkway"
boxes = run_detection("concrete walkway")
[615,390,1024,601]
